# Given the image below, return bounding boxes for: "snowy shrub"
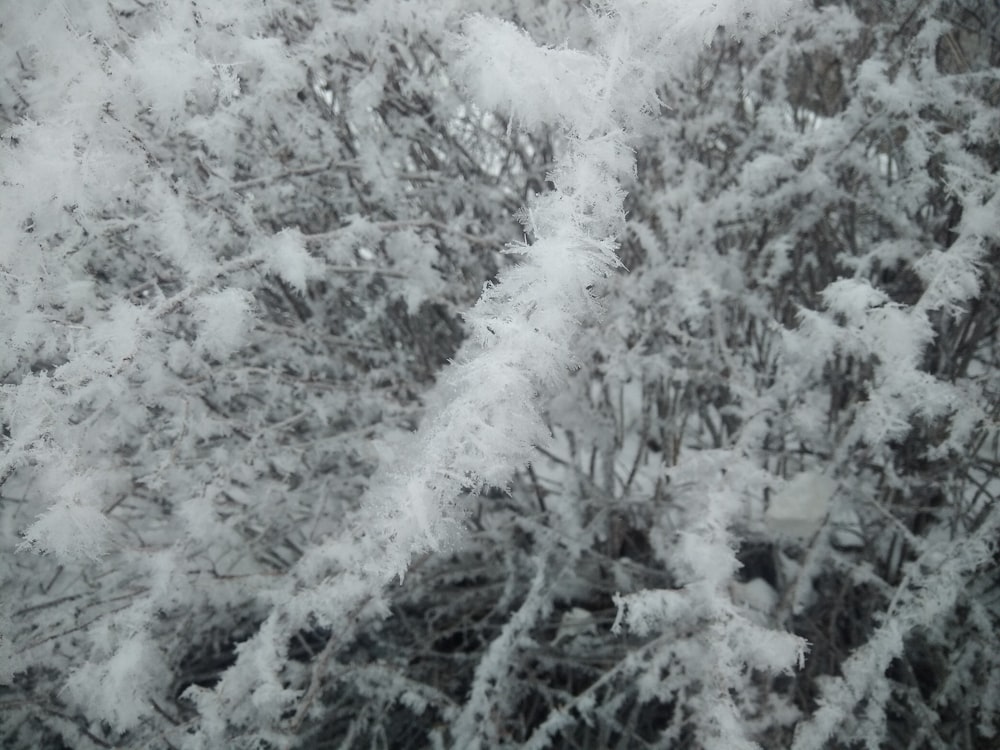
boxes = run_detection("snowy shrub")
[1,0,998,748]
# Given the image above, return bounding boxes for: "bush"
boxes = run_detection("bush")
[1,1,997,748]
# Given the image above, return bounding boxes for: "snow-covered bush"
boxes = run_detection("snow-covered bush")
[1,0,997,748]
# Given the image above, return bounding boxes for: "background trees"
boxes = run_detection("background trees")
[1,0,997,748]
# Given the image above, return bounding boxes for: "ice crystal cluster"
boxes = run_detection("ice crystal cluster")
[1,0,998,748]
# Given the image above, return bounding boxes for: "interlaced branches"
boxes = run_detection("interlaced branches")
[1,1,998,749]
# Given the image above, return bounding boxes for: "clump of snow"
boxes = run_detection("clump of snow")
[384,229,445,312]
[454,15,605,134]
[17,466,112,562]
[17,499,111,562]
[766,471,836,539]
[64,637,170,734]
[192,288,255,358]
[262,227,323,295]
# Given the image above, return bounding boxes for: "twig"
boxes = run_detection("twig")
[303,219,501,248]
[198,159,359,200]
[149,697,181,726]
[13,593,81,618]
[287,628,339,735]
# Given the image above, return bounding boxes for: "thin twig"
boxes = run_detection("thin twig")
[303,219,501,248]
[198,159,359,200]
[288,629,340,735]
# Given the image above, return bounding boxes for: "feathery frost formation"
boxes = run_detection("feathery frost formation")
[2,0,998,748]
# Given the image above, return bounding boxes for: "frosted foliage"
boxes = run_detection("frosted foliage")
[1,0,999,748]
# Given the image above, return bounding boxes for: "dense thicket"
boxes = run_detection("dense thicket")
[1,1,997,748]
